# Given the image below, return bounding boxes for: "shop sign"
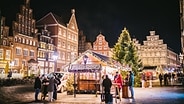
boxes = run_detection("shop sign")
[69,64,101,72]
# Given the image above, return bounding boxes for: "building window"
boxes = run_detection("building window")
[58,28,62,36]
[5,50,11,60]
[23,49,28,56]
[62,41,65,48]
[68,43,70,49]
[99,41,102,45]
[19,37,21,43]
[16,48,22,55]
[58,39,61,47]
[104,46,107,50]
[30,50,34,57]
[22,60,26,66]
[26,39,29,44]
[33,41,36,46]
[99,46,102,50]
[14,59,19,66]
[94,46,97,50]
[22,38,25,44]
[74,34,76,41]
[0,49,3,59]
[30,40,32,45]
[14,37,18,42]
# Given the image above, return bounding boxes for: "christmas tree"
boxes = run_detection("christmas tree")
[112,27,143,86]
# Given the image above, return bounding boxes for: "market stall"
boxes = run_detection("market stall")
[68,64,102,94]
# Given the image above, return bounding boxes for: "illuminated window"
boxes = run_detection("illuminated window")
[0,49,3,59]
[30,40,32,45]
[5,50,11,60]
[26,39,29,44]
[22,38,25,43]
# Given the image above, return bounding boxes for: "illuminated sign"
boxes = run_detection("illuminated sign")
[68,64,102,72]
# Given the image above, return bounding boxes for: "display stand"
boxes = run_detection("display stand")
[122,85,128,98]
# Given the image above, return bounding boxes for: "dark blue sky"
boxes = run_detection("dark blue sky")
[0,0,181,54]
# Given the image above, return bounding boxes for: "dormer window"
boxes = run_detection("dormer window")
[18,37,21,42]
[14,37,17,42]
[26,39,29,44]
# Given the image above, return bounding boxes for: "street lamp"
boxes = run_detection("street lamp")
[52,51,58,72]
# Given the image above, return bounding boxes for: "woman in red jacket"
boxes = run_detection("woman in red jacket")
[114,74,123,98]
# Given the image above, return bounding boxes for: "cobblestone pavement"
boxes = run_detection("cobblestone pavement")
[52,86,184,104]
[1,85,184,104]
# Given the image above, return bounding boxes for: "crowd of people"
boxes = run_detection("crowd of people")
[34,73,61,102]
[101,71,135,104]
[141,71,184,88]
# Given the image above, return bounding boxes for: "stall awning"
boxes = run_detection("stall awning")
[68,64,102,73]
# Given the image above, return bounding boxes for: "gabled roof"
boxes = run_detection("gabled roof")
[67,9,78,31]
[89,50,111,63]
[52,13,66,26]
[36,12,66,26]
[63,50,112,71]
[81,50,111,65]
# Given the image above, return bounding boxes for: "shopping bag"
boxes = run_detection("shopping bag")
[105,93,113,103]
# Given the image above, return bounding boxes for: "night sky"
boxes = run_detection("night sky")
[0,0,181,54]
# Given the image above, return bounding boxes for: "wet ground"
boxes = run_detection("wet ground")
[0,84,184,104]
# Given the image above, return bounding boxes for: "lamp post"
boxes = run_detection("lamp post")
[52,51,58,72]
[179,53,184,73]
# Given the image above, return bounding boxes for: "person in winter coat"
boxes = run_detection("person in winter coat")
[141,72,146,88]
[41,76,49,100]
[114,74,123,97]
[102,75,112,103]
[53,74,61,100]
[47,76,59,102]
[128,71,134,99]
[159,73,163,87]
[34,74,41,101]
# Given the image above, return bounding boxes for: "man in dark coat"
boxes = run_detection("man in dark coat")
[159,73,163,87]
[102,75,112,103]
[42,76,49,100]
[53,74,61,100]
[34,74,41,101]
[128,71,134,99]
